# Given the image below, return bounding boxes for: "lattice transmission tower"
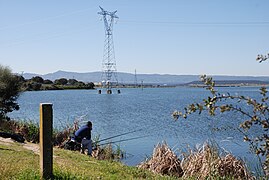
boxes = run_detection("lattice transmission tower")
[98,6,119,94]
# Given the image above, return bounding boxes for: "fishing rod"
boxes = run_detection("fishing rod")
[97,135,149,146]
[97,128,144,143]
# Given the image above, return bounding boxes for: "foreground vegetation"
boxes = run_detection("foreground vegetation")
[0,141,172,180]
[139,142,253,179]
[0,135,255,179]
[1,118,257,179]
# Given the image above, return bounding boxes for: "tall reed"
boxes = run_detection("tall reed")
[138,142,253,179]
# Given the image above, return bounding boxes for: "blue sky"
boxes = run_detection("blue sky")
[0,0,268,76]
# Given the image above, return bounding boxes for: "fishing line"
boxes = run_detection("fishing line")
[78,119,174,145]
[98,135,150,146]
[97,128,144,143]
[119,20,269,26]
[98,122,164,142]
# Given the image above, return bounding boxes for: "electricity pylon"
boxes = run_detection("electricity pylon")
[98,6,119,94]
[134,69,138,88]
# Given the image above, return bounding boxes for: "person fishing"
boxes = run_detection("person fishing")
[74,121,92,156]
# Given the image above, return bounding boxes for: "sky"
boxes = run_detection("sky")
[0,0,268,76]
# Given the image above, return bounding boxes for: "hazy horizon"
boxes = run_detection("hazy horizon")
[23,69,269,77]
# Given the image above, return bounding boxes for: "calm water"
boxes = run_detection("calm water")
[9,87,263,168]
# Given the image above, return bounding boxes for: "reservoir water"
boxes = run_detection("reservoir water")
[9,87,263,169]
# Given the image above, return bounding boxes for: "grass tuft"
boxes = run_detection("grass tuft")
[138,142,183,177]
[181,142,253,179]
[138,141,254,179]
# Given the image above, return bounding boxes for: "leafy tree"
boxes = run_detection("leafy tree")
[76,81,85,87]
[54,78,68,85]
[68,79,78,85]
[174,79,268,177]
[0,65,22,121]
[43,79,53,84]
[86,82,95,89]
[31,76,44,84]
[16,75,26,83]
[173,57,269,177]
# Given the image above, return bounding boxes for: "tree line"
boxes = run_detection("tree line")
[21,76,95,91]
[0,65,94,120]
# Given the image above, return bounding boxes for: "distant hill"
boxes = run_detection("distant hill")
[23,70,269,85]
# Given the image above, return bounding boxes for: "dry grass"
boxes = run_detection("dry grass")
[216,154,252,179]
[138,142,183,178]
[181,143,253,179]
[138,142,253,179]
[181,143,219,178]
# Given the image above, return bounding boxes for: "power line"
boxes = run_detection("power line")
[120,20,269,26]
[0,7,95,31]
[0,25,96,48]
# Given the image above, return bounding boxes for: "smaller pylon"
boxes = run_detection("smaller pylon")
[134,69,138,88]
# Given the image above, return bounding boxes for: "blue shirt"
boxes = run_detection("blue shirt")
[75,125,91,140]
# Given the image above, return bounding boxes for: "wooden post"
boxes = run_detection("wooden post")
[40,103,53,179]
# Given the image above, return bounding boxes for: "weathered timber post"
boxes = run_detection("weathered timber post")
[40,103,53,179]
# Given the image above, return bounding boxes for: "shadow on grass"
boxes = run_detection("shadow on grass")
[0,147,15,151]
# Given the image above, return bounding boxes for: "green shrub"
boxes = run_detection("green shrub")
[0,65,22,121]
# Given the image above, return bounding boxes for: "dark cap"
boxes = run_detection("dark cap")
[87,121,92,127]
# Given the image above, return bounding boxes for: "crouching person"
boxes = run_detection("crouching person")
[74,121,92,156]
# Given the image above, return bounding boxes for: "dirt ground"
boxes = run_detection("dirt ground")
[0,137,39,154]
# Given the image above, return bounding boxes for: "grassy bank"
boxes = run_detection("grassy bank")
[0,119,261,179]
[0,140,174,179]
